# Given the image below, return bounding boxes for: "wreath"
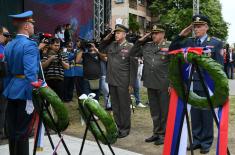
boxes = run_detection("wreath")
[33,86,69,132]
[169,48,229,109]
[79,95,118,144]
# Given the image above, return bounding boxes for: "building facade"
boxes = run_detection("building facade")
[111,0,152,34]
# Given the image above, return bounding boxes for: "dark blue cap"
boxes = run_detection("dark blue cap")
[192,14,210,25]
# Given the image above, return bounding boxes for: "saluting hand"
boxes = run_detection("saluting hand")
[104,31,114,40]
[179,24,193,37]
[138,32,151,42]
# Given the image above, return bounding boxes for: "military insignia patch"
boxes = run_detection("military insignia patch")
[153,25,157,30]
[196,17,200,21]
[206,45,214,49]
[160,48,169,52]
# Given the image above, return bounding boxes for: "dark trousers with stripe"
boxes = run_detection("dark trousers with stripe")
[191,91,214,149]
[147,88,169,137]
[6,99,34,155]
[0,95,7,135]
[109,85,131,135]
[0,79,7,136]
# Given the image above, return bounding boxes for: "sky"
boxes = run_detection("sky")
[220,0,235,45]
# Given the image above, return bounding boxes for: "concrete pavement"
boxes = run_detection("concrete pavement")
[0,135,142,155]
[229,79,235,96]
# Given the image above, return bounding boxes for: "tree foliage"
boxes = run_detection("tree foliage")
[149,0,228,41]
[129,14,140,32]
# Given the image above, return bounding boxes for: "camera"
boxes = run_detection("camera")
[80,38,99,50]
[57,52,63,63]
[3,32,12,38]
[38,32,53,44]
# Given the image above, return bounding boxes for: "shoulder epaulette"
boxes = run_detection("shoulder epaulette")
[188,37,195,39]
[128,42,134,46]
[211,36,221,42]
[206,36,211,42]
[165,40,171,44]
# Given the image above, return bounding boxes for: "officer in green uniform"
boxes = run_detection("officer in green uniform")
[99,24,137,138]
[130,25,170,145]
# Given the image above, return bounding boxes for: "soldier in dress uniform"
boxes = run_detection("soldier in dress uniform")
[130,25,171,145]
[169,14,224,154]
[99,24,137,138]
[3,11,41,155]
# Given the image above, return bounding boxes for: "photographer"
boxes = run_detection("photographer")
[41,38,69,99]
[82,43,102,101]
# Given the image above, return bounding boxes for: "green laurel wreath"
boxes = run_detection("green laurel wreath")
[79,97,118,144]
[33,87,69,132]
[169,52,229,109]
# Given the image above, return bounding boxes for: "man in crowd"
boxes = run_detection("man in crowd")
[63,42,76,102]
[82,43,102,101]
[132,58,146,108]
[130,25,171,145]
[64,24,73,44]
[74,39,85,97]
[0,25,10,139]
[169,14,223,154]
[41,38,69,99]
[99,24,137,138]
[226,47,235,79]
[100,52,112,110]
[3,11,41,155]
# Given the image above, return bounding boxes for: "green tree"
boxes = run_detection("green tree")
[129,14,140,32]
[149,0,228,41]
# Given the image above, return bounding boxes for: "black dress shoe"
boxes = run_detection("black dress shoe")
[145,135,159,143]
[105,107,112,111]
[154,138,164,145]
[187,144,201,150]
[200,148,210,154]
[118,132,129,138]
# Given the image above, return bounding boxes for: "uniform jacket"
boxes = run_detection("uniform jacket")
[130,40,171,90]
[3,35,40,100]
[102,40,137,87]
[169,35,223,92]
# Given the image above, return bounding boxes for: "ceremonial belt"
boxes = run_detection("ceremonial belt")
[75,64,83,67]
[15,74,25,79]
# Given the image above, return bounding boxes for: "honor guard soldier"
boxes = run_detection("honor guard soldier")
[99,24,137,138]
[169,15,224,154]
[3,11,41,155]
[0,26,10,139]
[130,25,171,145]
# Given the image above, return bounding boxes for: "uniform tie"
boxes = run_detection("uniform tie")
[196,38,201,46]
